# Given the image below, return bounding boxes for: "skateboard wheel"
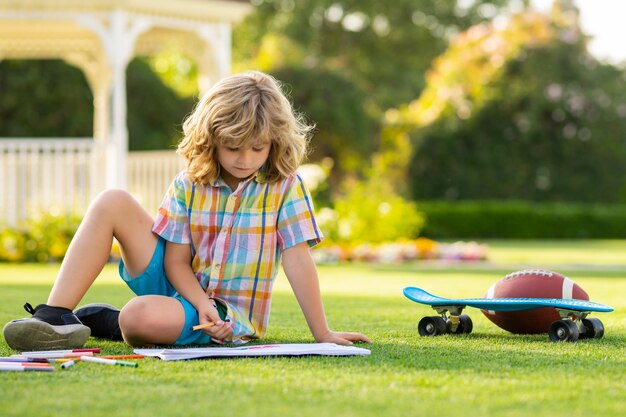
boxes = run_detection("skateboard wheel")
[548,319,579,342]
[459,314,473,334]
[580,318,604,339]
[418,316,447,336]
[447,314,473,334]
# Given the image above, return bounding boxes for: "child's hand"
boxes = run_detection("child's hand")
[197,303,234,344]
[315,330,372,345]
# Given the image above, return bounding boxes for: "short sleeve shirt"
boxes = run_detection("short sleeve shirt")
[152,170,323,342]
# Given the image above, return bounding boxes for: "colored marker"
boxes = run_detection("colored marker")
[61,360,77,369]
[0,364,54,372]
[80,356,138,368]
[53,358,81,363]
[20,351,93,359]
[13,362,51,368]
[0,361,50,368]
[192,322,215,331]
[102,355,145,360]
[21,348,100,355]
[0,357,49,363]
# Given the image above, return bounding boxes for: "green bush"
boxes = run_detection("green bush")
[320,178,424,244]
[402,13,626,204]
[0,58,193,150]
[419,200,626,239]
[0,212,82,262]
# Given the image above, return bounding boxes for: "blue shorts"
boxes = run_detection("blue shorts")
[118,236,226,345]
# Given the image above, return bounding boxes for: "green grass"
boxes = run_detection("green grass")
[1,240,625,417]
[485,239,626,267]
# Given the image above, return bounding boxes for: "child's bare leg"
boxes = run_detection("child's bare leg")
[47,189,158,309]
[119,295,185,346]
[2,189,156,351]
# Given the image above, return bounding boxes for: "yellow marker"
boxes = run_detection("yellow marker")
[102,355,145,360]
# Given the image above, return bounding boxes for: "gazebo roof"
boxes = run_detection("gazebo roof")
[0,0,251,59]
[0,0,250,21]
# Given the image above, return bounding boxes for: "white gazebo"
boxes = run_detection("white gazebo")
[0,0,251,223]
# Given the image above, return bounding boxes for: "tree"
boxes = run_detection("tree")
[233,0,516,189]
[392,8,626,203]
[270,66,376,179]
[126,58,194,150]
[234,0,514,110]
[0,60,93,137]
[0,58,193,150]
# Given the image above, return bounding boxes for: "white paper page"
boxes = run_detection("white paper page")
[135,343,370,361]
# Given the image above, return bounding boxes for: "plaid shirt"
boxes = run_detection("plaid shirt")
[152,170,323,343]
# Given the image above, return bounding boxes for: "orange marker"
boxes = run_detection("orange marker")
[0,364,54,372]
[191,322,215,331]
[17,362,51,368]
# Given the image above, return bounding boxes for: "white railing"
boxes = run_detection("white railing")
[0,140,185,225]
[127,150,186,215]
[0,139,102,225]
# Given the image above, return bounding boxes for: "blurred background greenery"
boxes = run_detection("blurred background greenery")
[2,0,626,260]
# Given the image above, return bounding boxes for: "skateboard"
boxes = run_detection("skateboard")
[403,287,614,342]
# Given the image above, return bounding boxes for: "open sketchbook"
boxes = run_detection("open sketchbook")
[134,343,371,361]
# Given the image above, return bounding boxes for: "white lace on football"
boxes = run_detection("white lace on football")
[503,269,554,280]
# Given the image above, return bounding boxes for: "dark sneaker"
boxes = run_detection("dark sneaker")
[2,303,91,351]
[74,303,123,341]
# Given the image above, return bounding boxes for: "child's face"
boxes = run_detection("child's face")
[216,142,271,188]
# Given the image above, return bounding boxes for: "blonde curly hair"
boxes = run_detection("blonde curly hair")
[177,71,314,184]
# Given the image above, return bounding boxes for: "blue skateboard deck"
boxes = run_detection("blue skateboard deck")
[403,287,614,313]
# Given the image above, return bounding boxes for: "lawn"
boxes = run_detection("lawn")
[1,240,625,417]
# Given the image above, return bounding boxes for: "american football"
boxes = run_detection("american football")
[481,269,589,334]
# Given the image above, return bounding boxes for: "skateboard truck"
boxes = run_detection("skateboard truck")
[548,309,605,342]
[418,305,473,336]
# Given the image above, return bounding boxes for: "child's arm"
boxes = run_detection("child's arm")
[282,242,371,345]
[163,241,233,342]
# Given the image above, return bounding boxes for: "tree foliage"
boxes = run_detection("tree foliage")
[0,60,93,137]
[234,0,513,110]
[323,176,424,243]
[126,58,194,150]
[270,66,376,177]
[233,0,515,186]
[392,7,626,202]
[0,58,193,150]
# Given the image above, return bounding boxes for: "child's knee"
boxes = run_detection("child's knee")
[92,189,135,212]
[119,297,181,346]
[119,298,154,341]
[88,189,146,229]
